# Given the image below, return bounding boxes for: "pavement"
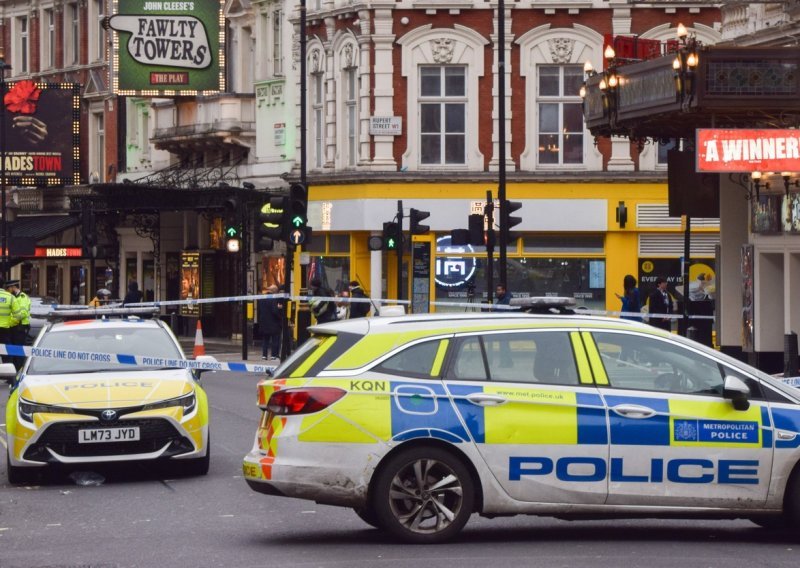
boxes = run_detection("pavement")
[177,335,268,363]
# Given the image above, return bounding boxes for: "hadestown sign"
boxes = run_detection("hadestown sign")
[109,0,225,95]
[696,129,800,173]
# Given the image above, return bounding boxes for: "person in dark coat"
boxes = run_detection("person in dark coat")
[308,278,338,323]
[257,284,283,360]
[615,274,642,321]
[348,281,370,318]
[492,284,513,311]
[123,281,143,305]
[647,276,673,332]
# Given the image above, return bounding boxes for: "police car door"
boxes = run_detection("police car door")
[584,330,772,508]
[444,329,608,504]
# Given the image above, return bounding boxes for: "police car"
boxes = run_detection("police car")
[243,305,800,543]
[5,315,211,483]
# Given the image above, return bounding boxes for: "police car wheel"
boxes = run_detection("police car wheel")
[182,443,210,477]
[353,507,380,529]
[373,447,474,544]
[6,451,33,485]
[749,515,788,530]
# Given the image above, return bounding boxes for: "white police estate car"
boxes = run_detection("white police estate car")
[243,308,800,543]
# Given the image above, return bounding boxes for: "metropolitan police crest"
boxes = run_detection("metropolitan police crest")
[674,420,698,441]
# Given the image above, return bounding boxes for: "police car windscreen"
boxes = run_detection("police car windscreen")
[28,328,183,374]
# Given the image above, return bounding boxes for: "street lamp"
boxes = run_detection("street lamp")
[0,49,12,284]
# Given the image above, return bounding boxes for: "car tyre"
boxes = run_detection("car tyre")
[372,446,474,544]
[181,439,210,477]
[353,507,380,529]
[6,451,33,485]
[749,515,788,530]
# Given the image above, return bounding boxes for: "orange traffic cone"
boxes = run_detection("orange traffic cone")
[193,320,206,357]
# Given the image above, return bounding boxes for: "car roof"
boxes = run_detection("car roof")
[46,317,164,333]
[310,312,652,337]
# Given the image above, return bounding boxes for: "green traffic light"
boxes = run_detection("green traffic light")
[226,226,238,237]
[387,237,396,249]
[292,215,305,227]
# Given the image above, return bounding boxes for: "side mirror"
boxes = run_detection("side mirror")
[195,354,219,375]
[0,362,18,379]
[723,375,750,411]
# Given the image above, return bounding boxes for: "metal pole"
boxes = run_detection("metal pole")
[497,0,508,287]
[486,190,494,305]
[396,200,403,302]
[1,70,7,284]
[241,207,249,361]
[682,215,691,335]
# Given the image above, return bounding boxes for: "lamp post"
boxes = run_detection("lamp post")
[0,50,11,284]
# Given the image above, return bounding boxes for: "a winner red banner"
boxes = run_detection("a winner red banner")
[696,128,800,173]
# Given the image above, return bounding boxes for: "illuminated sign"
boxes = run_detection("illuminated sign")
[434,236,477,288]
[1,82,80,187]
[697,128,800,172]
[34,247,82,258]
[110,0,225,96]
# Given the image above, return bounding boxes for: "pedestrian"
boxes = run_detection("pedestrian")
[308,278,338,324]
[88,288,112,307]
[493,283,513,311]
[257,284,283,361]
[348,280,370,318]
[123,280,143,305]
[647,276,673,331]
[336,290,350,320]
[615,274,642,321]
[6,279,31,369]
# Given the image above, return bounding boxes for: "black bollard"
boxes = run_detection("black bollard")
[687,326,698,342]
[784,332,799,377]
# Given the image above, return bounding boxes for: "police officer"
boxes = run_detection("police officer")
[0,281,15,367]
[7,279,31,369]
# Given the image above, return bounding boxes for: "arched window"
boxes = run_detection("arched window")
[516,25,604,171]
[335,38,360,169]
[308,44,327,170]
[398,25,488,171]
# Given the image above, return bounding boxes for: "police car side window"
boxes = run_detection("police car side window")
[449,337,489,381]
[483,331,579,385]
[375,340,442,378]
[593,332,724,395]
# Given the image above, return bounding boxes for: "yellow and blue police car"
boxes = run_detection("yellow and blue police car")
[244,305,800,543]
[6,315,210,484]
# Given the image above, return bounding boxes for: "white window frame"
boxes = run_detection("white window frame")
[516,25,603,172]
[419,65,467,166]
[16,15,29,74]
[398,25,487,171]
[272,9,282,76]
[334,38,360,169]
[535,64,584,167]
[312,71,324,169]
[43,8,56,69]
[91,0,107,62]
[65,3,80,66]
[345,68,358,167]
[91,110,105,182]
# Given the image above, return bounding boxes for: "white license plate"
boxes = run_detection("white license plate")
[78,427,141,444]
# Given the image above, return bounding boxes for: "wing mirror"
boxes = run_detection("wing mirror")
[723,375,750,411]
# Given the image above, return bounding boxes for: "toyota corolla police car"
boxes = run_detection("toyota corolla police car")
[5,315,211,483]
[243,306,800,543]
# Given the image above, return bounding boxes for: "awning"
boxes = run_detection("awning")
[7,215,79,256]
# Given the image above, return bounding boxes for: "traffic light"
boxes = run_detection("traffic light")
[81,203,97,258]
[409,208,430,235]
[383,221,400,250]
[468,213,484,246]
[256,195,288,249]
[223,197,241,252]
[288,182,308,231]
[501,200,522,243]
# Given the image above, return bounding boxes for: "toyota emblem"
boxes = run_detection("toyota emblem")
[100,409,118,422]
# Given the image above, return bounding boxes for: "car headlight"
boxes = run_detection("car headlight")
[141,391,196,416]
[18,398,75,423]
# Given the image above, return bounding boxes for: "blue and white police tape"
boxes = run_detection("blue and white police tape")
[0,343,275,374]
[39,292,714,320]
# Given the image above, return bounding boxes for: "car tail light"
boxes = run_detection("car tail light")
[266,387,345,415]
